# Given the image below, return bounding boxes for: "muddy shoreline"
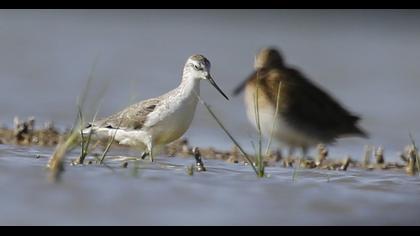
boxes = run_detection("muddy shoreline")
[1,116,419,176]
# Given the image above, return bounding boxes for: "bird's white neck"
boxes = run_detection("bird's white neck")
[178,70,201,99]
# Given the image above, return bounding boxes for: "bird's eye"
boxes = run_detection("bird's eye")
[193,64,200,70]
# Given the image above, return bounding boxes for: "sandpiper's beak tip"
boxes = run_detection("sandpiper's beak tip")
[207,75,229,101]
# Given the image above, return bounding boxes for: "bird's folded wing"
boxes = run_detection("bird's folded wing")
[92,98,161,130]
[282,68,363,139]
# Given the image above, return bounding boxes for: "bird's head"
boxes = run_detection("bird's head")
[254,47,285,70]
[184,54,229,100]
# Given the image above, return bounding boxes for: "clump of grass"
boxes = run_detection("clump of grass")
[252,71,265,177]
[265,81,282,155]
[47,104,86,182]
[47,57,106,181]
[193,74,283,178]
[47,130,80,183]
[252,76,282,177]
[47,74,94,181]
[99,118,124,164]
[408,133,420,176]
[73,57,106,165]
[75,103,100,165]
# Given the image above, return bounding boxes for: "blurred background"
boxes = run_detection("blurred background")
[1,9,420,158]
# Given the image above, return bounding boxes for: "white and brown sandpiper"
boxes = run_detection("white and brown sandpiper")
[83,54,229,162]
[233,47,368,157]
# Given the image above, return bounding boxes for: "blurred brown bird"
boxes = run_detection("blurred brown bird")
[233,47,368,157]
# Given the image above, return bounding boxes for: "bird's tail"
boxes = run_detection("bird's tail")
[81,124,96,137]
[341,125,369,139]
[342,114,369,139]
[353,126,369,138]
[81,127,92,136]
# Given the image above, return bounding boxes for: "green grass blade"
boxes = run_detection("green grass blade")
[409,132,420,176]
[253,71,264,177]
[99,118,124,164]
[265,81,282,155]
[193,91,259,176]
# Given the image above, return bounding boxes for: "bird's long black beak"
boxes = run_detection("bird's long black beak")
[207,75,229,100]
[232,71,256,96]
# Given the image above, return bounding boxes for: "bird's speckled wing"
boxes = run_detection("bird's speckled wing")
[91,98,161,130]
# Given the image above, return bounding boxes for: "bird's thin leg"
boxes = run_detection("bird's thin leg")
[150,147,154,162]
[147,142,154,162]
[145,135,154,162]
[140,152,149,160]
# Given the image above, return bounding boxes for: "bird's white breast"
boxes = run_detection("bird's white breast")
[244,84,319,148]
[144,80,200,144]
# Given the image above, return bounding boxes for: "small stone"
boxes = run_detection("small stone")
[340,156,351,171]
[226,154,239,164]
[121,161,128,168]
[192,147,206,172]
[195,163,206,172]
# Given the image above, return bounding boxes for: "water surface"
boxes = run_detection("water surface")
[0,145,419,225]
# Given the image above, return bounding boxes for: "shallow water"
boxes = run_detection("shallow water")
[1,10,420,225]
[0,144,419,225]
